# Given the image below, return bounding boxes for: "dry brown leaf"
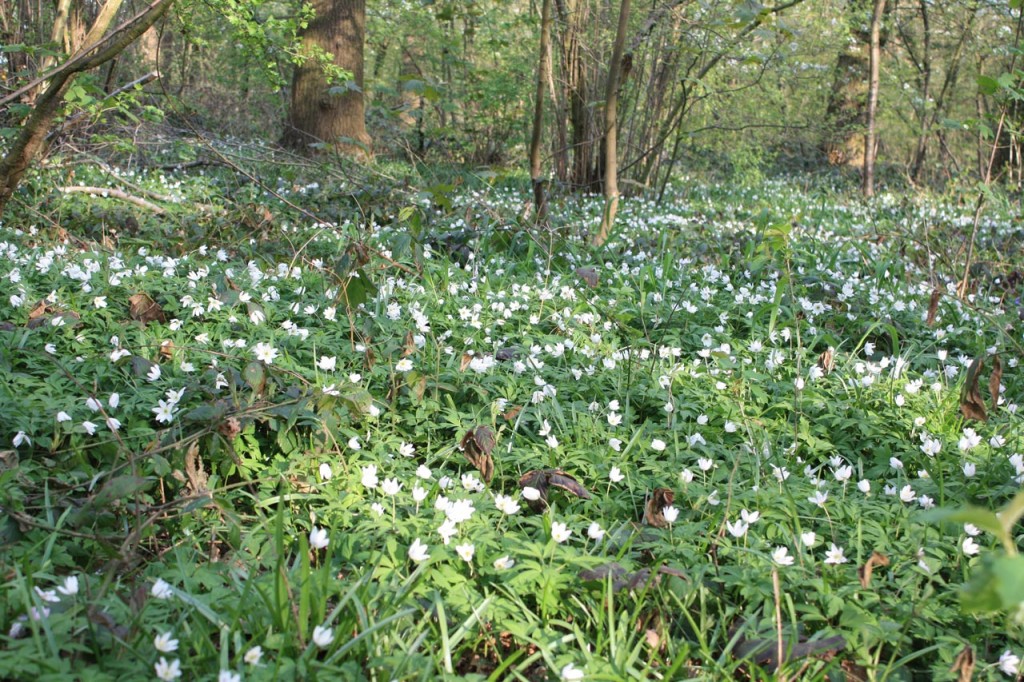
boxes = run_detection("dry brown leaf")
[949,646,974,682]
[926,287,941,326]
[218,417,241,440]
[502,405,522,421]
[461,426,496,483]
[460,353,474,372]
[644,488,675,528]
[28,300,50,321]
[818,348,835,375]
[403,330,417,357]
[128,292,166,324]
[518,468,590,511]
[858,551,890,588]
[576,266,600,288]
[990,354,1003,415]
[960,356,987,422]
[159,339,175,360]
[183,441,209,495]
[644,629,661,650]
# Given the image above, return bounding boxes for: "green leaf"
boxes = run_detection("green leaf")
[977,75,1001,96]
[922,506,1003,537]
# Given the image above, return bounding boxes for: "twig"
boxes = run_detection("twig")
[60,185,166,213]
[772,567,786,682]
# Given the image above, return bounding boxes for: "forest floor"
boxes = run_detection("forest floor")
[1,156,1023,681]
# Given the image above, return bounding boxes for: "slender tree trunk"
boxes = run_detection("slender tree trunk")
[0,0,174,215]
[530,0,553,223]
[592,0,631,247]
[281,0,372,158]
[862,0,885,197]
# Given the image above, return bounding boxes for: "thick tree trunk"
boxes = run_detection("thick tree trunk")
[529,0,553,223]
[592,0,630,247]
[862,0,885,197]
[282,0,372,158]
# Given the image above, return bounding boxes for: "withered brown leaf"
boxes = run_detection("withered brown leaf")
[518,468,590,511]
[575,266,600,288]
[817,348,835,375]
[949,646,974,682]
[990,354,1003,415]
[461,426,496,483]
[128,292,166,324]
[501,405,522,421]
[960,356,987,422]
[858,551,890,588]
[644,488,675,528]
[159,339,175,360]
[460,352,474,372]
[926,287,941,326]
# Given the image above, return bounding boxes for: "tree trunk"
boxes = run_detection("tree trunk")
[592,0,630,247]
[862,0,885,197]
[823,1,873,167]
[281,0,372,158]
[529,0,553,223]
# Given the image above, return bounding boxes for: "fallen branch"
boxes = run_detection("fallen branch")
[60,186,167,214]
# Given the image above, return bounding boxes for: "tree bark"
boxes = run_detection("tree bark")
[0,0,175,216]
[592,0,631,247]
[862,0,885,197]
[281,0,372,158]
[529,0,553,223]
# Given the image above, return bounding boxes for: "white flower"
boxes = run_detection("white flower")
[920,438,941,457]
[857,479,871,494]
[698,458,714,472]
[348,436,362,450]
[155,657,182,681]
[551,521,571,543]
[680,469,694,483]
[81,421,97,435]
[560,662,585,681]
[309,526,329,550]
[662,506,679,524]
[522,486,541,501]
[395,358,414,372]
[962,537,980,556]
[808,490,828,507]
[456,543,475,562]
[833,465,853,482]
[493,555,515,570]
[413,485,428,503]
[152,400,176,424]
[416,465,432,479]
[147,364,162,382]
[772,546,795,566]
[56,575,78,596]
[999,650,1021,676]
[726,520,748,538]
[154,632,179,653]
[244,645,263,665]
[12,431,30,447]
[312,625,334,648]
[408,538,430,563]
[740,509,760,524]
[801,531,816,547]
[105,417,121,432]
[86,397,102,412]
[56,411,72,423]
[899,485,916,503]
[609,466,625,483]
[151,578,173,600]
[587,522,606,541]
[253,342,279,364]
[609,438,622,451]
[651,438,667,452]
[219,671,241,682]
[317,356,337,371]
[964,523,981,536]
[34,587,58,603]
[361,464,378,488]
[494,494,520,515]
[823,544,847,565]
[108,393,120,409]
[319,462,333,481]
[381,477,402,496]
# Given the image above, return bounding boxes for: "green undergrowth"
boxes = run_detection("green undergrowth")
[1,167,1023,680]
